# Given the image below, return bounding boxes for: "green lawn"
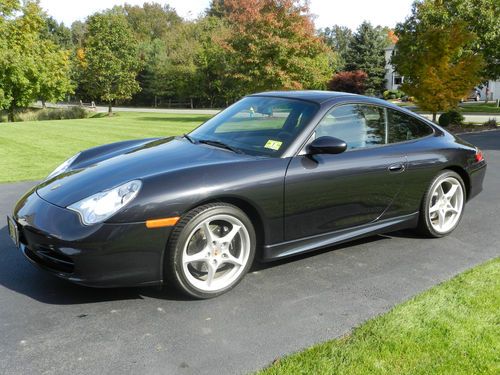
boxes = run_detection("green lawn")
[459,103,500,114]
[259,258,500,375]
[0,112,211,183]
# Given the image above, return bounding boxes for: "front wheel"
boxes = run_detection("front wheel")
[417,170,465,238]
[165,203,256,299]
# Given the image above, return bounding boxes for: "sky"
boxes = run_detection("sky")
[38,0,415,30]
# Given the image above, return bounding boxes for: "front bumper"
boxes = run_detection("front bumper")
[11,188,171,287]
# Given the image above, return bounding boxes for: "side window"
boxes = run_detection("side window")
[315,104,386,150]
[387,109,433,143]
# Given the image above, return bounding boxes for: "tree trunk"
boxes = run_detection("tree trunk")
[42,100,46,108]
[7,106,15,122]
[108,103,113,116]
[432,112,437,123]
[485,82,490,104]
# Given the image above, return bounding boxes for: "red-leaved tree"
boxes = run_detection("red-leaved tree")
[327,70,367,94]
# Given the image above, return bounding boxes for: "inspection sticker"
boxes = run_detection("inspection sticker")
[264,140,283,151]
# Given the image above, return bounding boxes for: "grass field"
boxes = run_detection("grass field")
[459,103,500,114]
[259,258,500,375]
[0,112,211,183]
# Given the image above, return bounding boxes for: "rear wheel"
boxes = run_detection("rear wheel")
[417,170,465,238]
[165,203,256,299]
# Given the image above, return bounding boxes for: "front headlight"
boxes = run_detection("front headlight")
[46,153,81,180]
[68,180,142,226]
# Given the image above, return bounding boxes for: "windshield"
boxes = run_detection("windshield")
[189,96,319,157]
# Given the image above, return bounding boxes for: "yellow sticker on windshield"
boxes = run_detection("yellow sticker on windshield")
[264,140,283,151]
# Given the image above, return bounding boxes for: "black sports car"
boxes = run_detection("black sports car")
[8,91,486,298]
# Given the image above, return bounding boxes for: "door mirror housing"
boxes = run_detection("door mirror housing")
[307,136,347,155]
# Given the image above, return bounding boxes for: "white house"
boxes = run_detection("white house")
[384,44,500,101]
[384,45,404,92]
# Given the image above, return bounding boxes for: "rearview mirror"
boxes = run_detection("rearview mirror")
[307,136,347,155]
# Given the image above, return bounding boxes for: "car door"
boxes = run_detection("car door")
[284,103,407,241]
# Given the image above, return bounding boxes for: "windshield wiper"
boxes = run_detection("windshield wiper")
[183,133,196,144]
[198,139,243,154]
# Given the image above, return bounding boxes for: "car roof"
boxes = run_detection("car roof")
[249,90,404,107]
[249,90,360,104]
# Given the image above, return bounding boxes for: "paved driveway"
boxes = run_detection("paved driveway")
[0,131,499,375]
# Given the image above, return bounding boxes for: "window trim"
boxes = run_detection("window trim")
[297,102,435,156]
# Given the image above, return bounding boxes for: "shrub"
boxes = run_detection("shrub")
[383,89,405,100]
[439,109,464,127]
[328,70,368,94]
[13,107,90,122]
[483,118,497,128]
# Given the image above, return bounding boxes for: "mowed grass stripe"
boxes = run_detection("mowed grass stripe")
[259,258,500,375]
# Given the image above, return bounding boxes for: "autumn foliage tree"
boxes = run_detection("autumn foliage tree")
[328,70,367,94]
[393,22,484,121]
[208,0,334,100]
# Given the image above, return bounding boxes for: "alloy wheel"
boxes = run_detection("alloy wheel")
[181,214,251,292]
[428,176,464,234]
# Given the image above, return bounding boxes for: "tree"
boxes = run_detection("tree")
[319,25,353,70]
[346,21,389,96]
[328,70,368,94]
[392,22,484,121]
[401,0,499,81]
[70,20,86,47]
[118,2,183,106]
[0,1,73,121]
[121,2,181,42]
[79,12,141,114]
[41,15,73,49]
[192,16,236,107]
[142,22,201,106]
[207,0,334,100]
[37,41,74,107]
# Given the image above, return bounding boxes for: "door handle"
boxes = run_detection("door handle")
[388,163,405,173]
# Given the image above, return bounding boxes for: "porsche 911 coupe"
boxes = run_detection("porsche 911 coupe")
[8,91,486,298]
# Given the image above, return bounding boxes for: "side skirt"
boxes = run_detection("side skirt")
[262,212,419,261]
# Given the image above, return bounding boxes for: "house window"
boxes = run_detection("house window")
[394,76,403,85]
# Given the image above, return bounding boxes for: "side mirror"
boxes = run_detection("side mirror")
[307,136,347,155]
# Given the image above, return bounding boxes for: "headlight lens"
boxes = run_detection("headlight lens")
[68,180,142,226]
[47,153,81,180]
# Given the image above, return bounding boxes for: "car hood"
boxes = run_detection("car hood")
[36,137,255,207]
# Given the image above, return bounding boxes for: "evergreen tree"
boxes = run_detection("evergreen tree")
[319,25,353,71]
[346,22,388,96]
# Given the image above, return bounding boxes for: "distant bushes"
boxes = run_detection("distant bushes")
[439,109,464,127]
[9,107,90,122]
[383,89,405,100]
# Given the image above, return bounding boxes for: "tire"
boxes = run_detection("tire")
[417,170,466,238]
[165,203,256,299]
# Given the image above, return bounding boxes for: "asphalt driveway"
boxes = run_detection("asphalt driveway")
[0,131,499,375]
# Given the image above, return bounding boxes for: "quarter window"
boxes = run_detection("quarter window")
[387,109,433,143]
[315,104,386,150]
